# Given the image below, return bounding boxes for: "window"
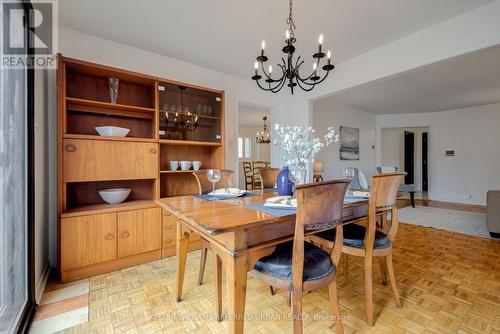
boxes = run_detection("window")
[238,136,251,159]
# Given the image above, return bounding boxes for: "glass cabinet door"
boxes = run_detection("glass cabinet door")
[158,82,222,143]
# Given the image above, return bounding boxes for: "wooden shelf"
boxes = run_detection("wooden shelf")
[61,199,157,218]
[66,97,156,114]
[63,134,156,143]
[160,169,208,174]
[159,139,222,147]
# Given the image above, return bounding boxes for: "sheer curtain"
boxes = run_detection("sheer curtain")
[0,4,29,334]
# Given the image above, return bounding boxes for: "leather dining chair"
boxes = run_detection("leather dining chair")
[192,169,234,286]
[257,167,279,195]
[248,180,350,334]
[311,172,405,326]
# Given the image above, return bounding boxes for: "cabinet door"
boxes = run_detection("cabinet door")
[117,207,161,258]
[63,138,158,182]
[61,213,117,270]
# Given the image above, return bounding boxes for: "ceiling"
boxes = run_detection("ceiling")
[320,46,500,114]
[59,0,493,79]
[239,105,270,127]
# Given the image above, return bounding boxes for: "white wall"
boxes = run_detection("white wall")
[312,103,377,182]
[381,127,429,191]
[377,103,500,205]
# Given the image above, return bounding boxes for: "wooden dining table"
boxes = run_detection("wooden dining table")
[156,191,368,334]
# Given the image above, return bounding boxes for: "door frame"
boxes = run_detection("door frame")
[422,132,429,192]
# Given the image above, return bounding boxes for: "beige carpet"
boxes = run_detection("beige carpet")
[398,205,490,238]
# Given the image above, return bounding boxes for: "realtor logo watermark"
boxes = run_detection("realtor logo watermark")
[1,0,58,69]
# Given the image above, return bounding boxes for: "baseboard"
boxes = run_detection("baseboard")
[35,263,52,304]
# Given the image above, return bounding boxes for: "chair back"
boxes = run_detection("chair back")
[376,166,398,173]
[258,167,279,190]
[365,172,405,250]
[192,169,234,194]
[291,180,350,288]
[242,161,253,190]
[252,161,270,186]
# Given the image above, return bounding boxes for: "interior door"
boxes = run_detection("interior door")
[422,132,428,191]
[404,131,415,184]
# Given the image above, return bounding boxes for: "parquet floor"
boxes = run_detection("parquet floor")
[51,221,500,334]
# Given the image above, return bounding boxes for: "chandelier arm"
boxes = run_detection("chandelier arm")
[270,76,287,93]
[297,65,332,86]
[295,77,317,92]
[260,61,286,83]
[255,79,277,92]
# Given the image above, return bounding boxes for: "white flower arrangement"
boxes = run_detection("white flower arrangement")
[273,124,339,170]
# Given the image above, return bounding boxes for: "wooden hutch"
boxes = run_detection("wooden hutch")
[57,55,225,282]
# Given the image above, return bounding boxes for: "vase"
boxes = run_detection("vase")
[109,77,120,104]
[276,166,294,196]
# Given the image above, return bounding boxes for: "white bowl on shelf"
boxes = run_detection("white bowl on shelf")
[98,188,131,204]
[95,126,130,137]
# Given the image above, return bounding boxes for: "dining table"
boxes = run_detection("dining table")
[155,190,368,334]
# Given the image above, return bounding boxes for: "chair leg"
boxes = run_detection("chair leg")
[379,257,387,285]
[287,290,291,307]
[364,257,374,326]
[342,253,348,277]
[410,191,415,208]
[269,286,276,295]
[291,289,303,334]
[328,278,344,334]
[215,253,223,321]
[197,244,208,286]
[386,254,401,307]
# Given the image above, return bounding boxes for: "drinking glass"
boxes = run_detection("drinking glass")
[109,77,119,104]
[207,169,221,193]
[342,167,355,195]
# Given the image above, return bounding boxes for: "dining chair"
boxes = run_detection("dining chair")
[252,160,269,189]
[242,161,253,190]
[257,167,279,195]
[192,169,234,285]
[248,180,350,334]
[311,172,405,326]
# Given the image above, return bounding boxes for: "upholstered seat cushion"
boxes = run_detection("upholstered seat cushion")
[317,223,390,249]
[254,241,335,281]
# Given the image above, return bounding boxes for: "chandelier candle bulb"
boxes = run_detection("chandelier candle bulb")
[268,65,273,74]
[327,50,332,65]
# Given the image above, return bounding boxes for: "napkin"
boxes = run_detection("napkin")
[265,196,297,207]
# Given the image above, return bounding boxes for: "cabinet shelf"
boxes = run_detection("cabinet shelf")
[66,97,156,117]
[159,139,222,147]
[63,134,156,143]
[160,169,209,174]
[61,199,157,218]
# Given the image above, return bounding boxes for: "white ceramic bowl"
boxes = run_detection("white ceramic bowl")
[95,126,130,137]
[98,188,131,204]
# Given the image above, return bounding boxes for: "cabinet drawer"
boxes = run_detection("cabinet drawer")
[61,213,117,270]
[63,138,158,182]
[117,207,161,258]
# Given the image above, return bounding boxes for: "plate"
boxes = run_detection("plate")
[208,188,246,198]
[264,196,297,209]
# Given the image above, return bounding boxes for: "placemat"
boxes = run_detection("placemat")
[245,204,296,217]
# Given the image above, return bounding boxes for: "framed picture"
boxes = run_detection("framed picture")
[339,126,359,160]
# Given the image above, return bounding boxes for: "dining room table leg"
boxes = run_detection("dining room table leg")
[225,254,248,334]
[215,253,223,322]
[176,220,190,302]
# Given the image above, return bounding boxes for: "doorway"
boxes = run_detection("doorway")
[237,104,272,189]
[381,127,430,200]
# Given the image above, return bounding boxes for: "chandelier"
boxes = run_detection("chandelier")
[256,116,271,144]
[251,0,334,94]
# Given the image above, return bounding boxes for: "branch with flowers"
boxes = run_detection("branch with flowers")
[273,124,339,170]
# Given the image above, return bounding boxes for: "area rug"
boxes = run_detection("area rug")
[398,205,490,238]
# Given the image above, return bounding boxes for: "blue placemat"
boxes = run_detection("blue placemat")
[245,204,296,217]
[194,192,260,201]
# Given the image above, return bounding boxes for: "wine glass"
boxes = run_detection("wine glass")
[207,169,221,193]
[342,167,355,195]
